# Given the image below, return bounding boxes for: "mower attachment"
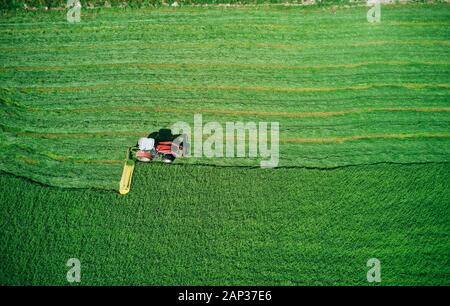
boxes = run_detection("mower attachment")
[118,133,189,195]
[119,147,135,195]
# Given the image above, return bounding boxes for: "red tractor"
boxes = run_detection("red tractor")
[120,131,189,194]
[133,133,188,164]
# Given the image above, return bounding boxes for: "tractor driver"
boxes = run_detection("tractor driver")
[136,137,157,162]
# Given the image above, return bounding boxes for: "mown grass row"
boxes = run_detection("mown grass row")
[1,162,449,285]
[1,4,449,189]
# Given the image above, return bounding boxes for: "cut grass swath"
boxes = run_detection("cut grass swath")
[0,4,449,189]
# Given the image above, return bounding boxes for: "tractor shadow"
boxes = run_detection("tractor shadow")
[147,128,182,143]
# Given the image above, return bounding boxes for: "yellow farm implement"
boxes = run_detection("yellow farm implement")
[119,147,135,195]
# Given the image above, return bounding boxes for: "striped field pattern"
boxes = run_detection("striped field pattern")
[1,3,449,189]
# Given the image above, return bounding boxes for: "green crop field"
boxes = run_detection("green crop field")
[0,2,449,285]
[1,163,449,285]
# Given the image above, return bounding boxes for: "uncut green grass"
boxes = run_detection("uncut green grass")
[0,4,449,189]
[1,163,449,285]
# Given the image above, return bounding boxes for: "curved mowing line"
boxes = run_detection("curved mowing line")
[65,159,122,164]
[3,60,449,72]
[0,25,127,33]
[385,21,450,27]
[16,154,122,165]
[282,133,450,143]
[0,6,316,28]
[0,23,309,34]
[16,132,450,143]
[351,40,450,46]
[17,131,145,139]
[1,40,448,53]
[26,83,450,93]
[29,106,450,118]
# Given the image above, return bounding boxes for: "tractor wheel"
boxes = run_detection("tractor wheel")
[162,154,176,164]
[136,150,153,162]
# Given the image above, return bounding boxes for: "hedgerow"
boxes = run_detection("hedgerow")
[1,0,447,10]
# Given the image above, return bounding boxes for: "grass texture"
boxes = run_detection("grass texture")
[1,162,449,285]
[1,4,450,189]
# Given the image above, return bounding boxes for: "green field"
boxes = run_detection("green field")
[0,3,449,285]
[1,163,449,285]
[1,3,449,189]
